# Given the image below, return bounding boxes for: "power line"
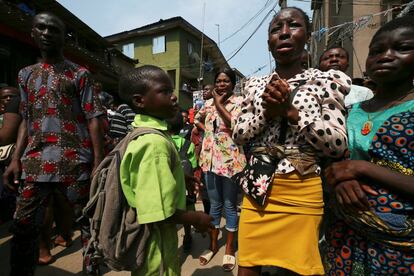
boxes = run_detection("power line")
[247,60,274,77]
[226,1,278,62]
[220,0,272,44]
[237,1,408,77]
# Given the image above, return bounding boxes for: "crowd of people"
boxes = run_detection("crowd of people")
[0,6,413,276]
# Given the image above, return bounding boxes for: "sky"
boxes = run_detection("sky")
[56,0,311,77]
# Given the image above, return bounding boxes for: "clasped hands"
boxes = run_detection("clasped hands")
[261,75,298,122]
[325,160,378,211]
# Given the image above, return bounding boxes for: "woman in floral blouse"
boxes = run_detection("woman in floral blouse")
[233,7,351,276]
[195,68,246,271]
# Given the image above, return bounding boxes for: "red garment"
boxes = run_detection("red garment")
[190,126,203,160]
[18,60,105,182]
[188,108,195,124]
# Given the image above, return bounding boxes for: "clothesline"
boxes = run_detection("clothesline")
[311,3,409,41]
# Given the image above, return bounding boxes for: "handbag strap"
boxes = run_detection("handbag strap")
[277,80,306,144]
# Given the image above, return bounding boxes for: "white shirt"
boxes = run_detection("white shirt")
[344,84,374,107]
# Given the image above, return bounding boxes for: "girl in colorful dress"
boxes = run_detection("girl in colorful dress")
[233,7,351,276]
[325,16,414,275]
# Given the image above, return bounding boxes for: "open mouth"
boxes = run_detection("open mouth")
[276,42,294,53]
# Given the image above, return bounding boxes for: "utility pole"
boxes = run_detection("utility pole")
[215,24,220,48]
[198,2,206,90]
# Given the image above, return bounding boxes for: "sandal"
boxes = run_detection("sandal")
[222,254,236,272]
[199,249,217,266]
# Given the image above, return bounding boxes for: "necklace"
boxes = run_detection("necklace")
[361,89,414,136]
[361,113,379,136]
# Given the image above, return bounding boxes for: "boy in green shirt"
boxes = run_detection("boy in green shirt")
[118,65,213,275]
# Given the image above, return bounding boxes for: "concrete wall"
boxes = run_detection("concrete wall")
[352,0,381,78]
[312,0,406,78]
[116,29,213,108]
[115,27,224,109]
[114,30,181,98]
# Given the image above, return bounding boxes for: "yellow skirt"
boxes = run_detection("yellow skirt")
[238,172,324,275]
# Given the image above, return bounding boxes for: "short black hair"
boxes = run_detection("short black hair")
[269,7,311,35]
[319,46,350,63]
[118,65,166,106]
[166,111,184,135]
[0,86,18,93]
[371,16,414,44]
[33,12,66,32]
[214,67,236,88]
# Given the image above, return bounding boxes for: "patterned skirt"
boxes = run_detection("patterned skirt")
[325,183,414,275]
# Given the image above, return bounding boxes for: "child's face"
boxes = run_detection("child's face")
[140,73,178,120]
[366,27,414,85]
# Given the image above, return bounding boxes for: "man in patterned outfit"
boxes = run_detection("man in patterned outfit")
[3,12,105,276]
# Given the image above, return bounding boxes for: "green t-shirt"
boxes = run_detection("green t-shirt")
[171,134,197,169]
[120,114,186,276]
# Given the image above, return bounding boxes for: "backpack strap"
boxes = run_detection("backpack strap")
[179,139,191,160]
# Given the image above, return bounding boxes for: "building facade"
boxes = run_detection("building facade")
[105,16,243,109]
[311,0,411,79]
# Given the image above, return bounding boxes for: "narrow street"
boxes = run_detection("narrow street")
[0,203,239,276]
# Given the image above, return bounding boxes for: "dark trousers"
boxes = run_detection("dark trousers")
[9,180,91,276]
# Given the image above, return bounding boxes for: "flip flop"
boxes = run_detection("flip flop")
[222,254,236,272]
[199,249,216,266]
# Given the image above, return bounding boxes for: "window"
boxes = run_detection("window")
[187,41,194,55]
[152,35,166,54]
[122,43,134,59]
